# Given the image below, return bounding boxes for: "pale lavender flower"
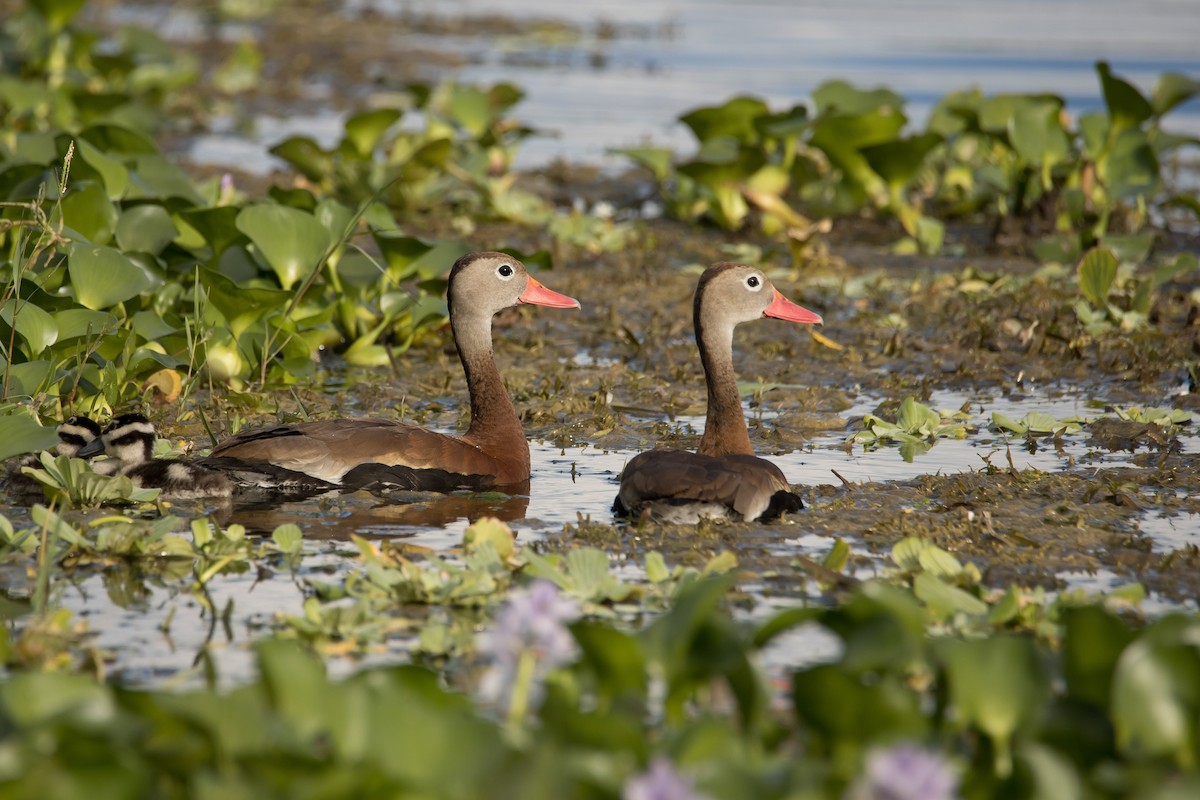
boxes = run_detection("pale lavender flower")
[623,757,709,800]
[477,580,580,709]
[846,743,959,800]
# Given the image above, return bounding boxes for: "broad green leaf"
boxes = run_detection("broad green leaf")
[462,516,514,560]
[861,132,943,192]
[28,0,88,33]
[914,573,988,619]
[115,204,178,254]
[271,523,303,554]
[0,298,57,355]
[1097,61,1153,134]
[67,242,155,309]
[792,664,925,744]
[53,307,117,340]
[941,636,1047,775]
[1062,605,1136,708]
[74,138,129,199]
[680,96,770,144]
[1102,128,1159,199]
[269,135,332,182]
[612,146,674,182]
[343,108,402,157]
[0,413,60,460]
[447,86,490,137]
[812,80,904,116]
[178,206,245,259]
[916,546,963,579]
[59,182,118,244]
[1151,72,1200,118]
[1111,619,1200,762]
[1078,247,1118,307]
[236,204,332,290]
[1008,101,1070,169]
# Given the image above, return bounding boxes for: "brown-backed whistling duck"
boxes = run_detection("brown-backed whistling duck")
[200,252,580,494]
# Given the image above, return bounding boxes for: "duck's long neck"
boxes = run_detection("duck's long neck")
[453,312,529,462]
[696,311,754,457]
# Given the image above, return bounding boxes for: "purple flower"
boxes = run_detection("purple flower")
[477,580,580,709]
[846,743,959,800]
[623,757,709,800]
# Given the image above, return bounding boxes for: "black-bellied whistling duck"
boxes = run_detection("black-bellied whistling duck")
[614,262,822,522]
[78,413,234,498]
[200,252,580,494]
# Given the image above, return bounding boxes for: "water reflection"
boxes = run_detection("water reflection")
[217,487,531,539]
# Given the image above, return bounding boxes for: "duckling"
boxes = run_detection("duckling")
[4,415,109,495]
[77,414,234,499]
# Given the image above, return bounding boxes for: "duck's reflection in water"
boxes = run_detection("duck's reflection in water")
[213,483,530,542]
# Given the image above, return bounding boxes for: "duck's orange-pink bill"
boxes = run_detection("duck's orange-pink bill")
[519,277,581,309]
[764,290,822,324]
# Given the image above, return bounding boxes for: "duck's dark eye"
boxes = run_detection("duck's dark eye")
[497,264,514,278]
[746,275,760,288]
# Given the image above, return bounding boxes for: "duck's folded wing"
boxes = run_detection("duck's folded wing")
[208,419,496,489]
[617,449,790,521]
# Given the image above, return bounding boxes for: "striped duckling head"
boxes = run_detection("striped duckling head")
[56,416,103,458]
[78,413,156,467]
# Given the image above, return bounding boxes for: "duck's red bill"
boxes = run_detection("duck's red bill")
[764,290,822,324]
[519,277,581,309]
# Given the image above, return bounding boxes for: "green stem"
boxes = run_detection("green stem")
[505,649,538,728]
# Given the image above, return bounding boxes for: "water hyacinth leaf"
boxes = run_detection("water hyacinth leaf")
[0,298,57,355]
[257,639,331,740]
[0,671,113,729]
[179,206,244,260]
[941,636,1047,775]
[236,204,332,290]
[53,307,117,340]
[74,138,130,199]
[1097,61,1153,134]
[1078,247,1118,307]
[115,204,178,254]
[914,573,988,619]
[462,516,514,560]
[1111,621,1200,762]
[1008,102,1070,172]
[570,621,648,701]
[269,135,332,182]
[679,96,770,144]
[861,132,943,194]
[612,146,674,182]
[791,664,926,746]
[125,154,206,203]
[1102,129,1160,199]
[0,414,61,461]
[213,39,262,94]
[343,108,403,157]
[1,360,54,397]
[812,80,904,116]
[1062,605,1136,709]
[1151,72,1200,118]
[59,182,119,244]
[896,397,941,436]
[67,242,155,309]
[272,523,303,554]
[314,197,355,243]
